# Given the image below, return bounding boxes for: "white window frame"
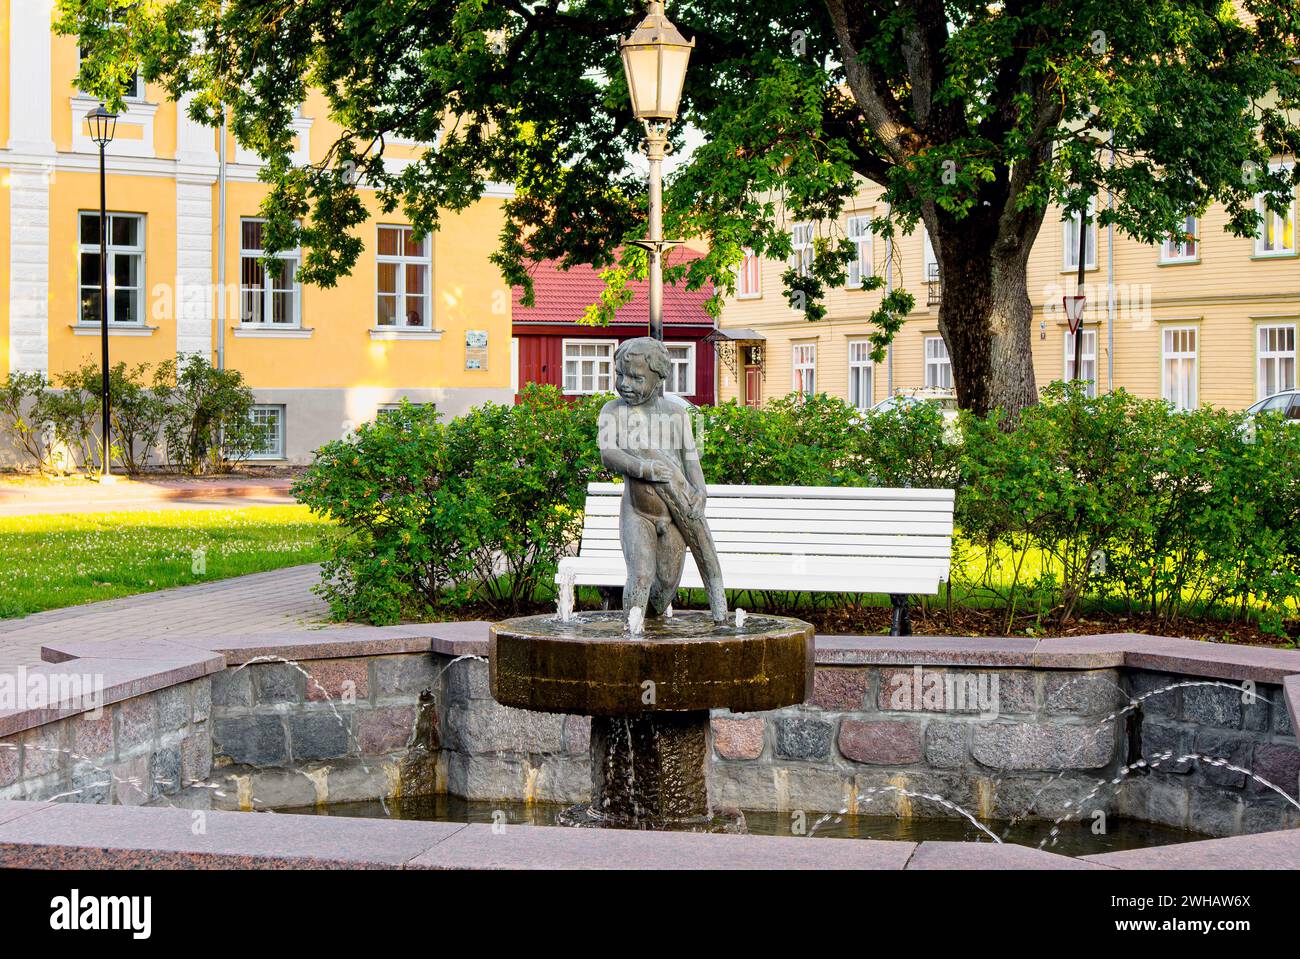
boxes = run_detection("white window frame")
[736,247,761,299]
[248,405,286,460]
[375,225,432,329]
[1063,328,1098,397]
[562,339,615,395]
[1161,326,1199,411]
[239,218,302,327]
[78,211,145,326]
[792,342,817,396]
[664,342,696,396]
[790,223,814,278]
[848,339,874,411]
[924,335,952,390]
[1257,323,1297,401]
[1160,215,1199,263]
[1063,196,1098,271]
[847,215,873,289]
[1254,164,1297,257]
[922,225,938,284]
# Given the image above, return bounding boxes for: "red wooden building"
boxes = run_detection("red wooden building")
[511,252,717,406]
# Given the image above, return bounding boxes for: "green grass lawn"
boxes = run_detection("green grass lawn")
[0,505,332,620]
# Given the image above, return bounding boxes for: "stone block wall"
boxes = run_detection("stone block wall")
[435,652,589,804]
[1119,670,1300,837]
[709,665,1125,821]
[207,654,439,810]
[0,678,213,806]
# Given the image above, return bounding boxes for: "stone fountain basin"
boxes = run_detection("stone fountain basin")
[489,610,814,716]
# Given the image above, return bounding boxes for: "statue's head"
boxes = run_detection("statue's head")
[614,337,671,405]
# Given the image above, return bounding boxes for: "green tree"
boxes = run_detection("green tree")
[61,0,1300,416]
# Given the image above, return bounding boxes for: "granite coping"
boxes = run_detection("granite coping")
[0,651,224,738]
[16,622,1300,747]
[0,801,1290,870]
[1081,829,1300,870]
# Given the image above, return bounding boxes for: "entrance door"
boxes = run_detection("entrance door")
[744,365,762,407]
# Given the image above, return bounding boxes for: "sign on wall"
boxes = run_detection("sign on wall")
[465,330,489,370]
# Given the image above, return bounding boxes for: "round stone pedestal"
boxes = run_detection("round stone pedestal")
[489,610,814,829]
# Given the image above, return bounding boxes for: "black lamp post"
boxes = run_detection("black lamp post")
[620,1,693,341]
[86,103,117,478]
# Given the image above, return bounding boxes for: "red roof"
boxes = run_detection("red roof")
[512,249,715,327]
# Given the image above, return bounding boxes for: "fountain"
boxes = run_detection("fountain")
[489,338,815,829]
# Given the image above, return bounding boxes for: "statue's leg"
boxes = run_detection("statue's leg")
[620,501,657,616]
[648,522,686,616]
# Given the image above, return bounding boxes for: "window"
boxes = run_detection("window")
[847,215,873,289]
[792,343,816,396]
[1064,329,1098,397]
[922,226,938,282]
[737,248,761,298]
[78,212,144,325]
[1162,327,1198,411]
[848,340,873,411]
[376,225,431,327]
[1258,324,1297,400]
[790,223,814,277]
[1255,168,1296,256]
[925,336,952,390]
[1063,197,1098,270]
[377,401,435,420]
[248,405,286,460]
[240,219,301,326]
[563,340,614,394]
[1160,215,1198,263]
[665,343,695,395]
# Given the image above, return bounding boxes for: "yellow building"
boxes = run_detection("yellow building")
[1,1,514,464]
[715,173,1300,415]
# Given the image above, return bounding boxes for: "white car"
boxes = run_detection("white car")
[867,390,962,442]
[1244,390,1300,421]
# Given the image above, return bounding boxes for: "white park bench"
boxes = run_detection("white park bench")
[558,482,955,635]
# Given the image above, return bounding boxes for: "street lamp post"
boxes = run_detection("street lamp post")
[620,1,693,342]
[1068,201,1090,387]
[86,104,118,479]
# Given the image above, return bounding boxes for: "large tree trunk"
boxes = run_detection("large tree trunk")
[932,210,1042,420]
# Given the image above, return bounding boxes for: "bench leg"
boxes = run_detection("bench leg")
[889,594,913,637]
[597,586,623,612]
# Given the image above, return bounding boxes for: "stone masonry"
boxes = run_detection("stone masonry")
[0,678,213,806]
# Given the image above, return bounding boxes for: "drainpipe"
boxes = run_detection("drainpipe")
[1106,139,1116,392]
[216,108,228,370]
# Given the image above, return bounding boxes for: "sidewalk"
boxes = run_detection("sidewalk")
[0,563,334,671]
[0,477,298,516]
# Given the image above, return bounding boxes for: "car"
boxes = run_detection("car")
[1244,390,1300,421]
[1241,390,1300,443]
[867,389,962,442]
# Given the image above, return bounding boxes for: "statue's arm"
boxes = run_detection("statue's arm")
[601,445,656,480]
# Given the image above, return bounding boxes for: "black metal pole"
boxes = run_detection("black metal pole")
[99,142,111,477]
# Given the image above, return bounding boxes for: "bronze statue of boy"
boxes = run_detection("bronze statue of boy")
[597,337,727,623]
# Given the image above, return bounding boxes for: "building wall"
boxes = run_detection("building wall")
[718,180,1300,413]
[513,323,716,407]
[1,5,514,465]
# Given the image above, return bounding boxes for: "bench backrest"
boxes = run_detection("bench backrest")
[577,482,954,572]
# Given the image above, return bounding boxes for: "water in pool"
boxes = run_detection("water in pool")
[270,796,1206,857]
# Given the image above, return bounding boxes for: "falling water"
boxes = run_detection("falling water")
[627,606,645,636]
[556,570,576,624]
[735,608,748,628]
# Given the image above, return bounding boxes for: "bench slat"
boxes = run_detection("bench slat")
[559,558,944,594]
[580,515,954,536]
[584,481,954,502]
[581,501,953,523]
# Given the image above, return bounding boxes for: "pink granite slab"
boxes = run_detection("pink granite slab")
[1286,675,1300,737]
[0,800,49,827]
[1081,829,1300,870]
[815,635,1042,667]
[0,803,464,869]
[0,652,223,738]
[905,840,1113,870]
[405,822,918,870]
[1120,634,1300,685]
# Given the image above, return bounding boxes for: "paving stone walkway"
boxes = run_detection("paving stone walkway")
[0,563,333,670]
[0,477,297,516]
